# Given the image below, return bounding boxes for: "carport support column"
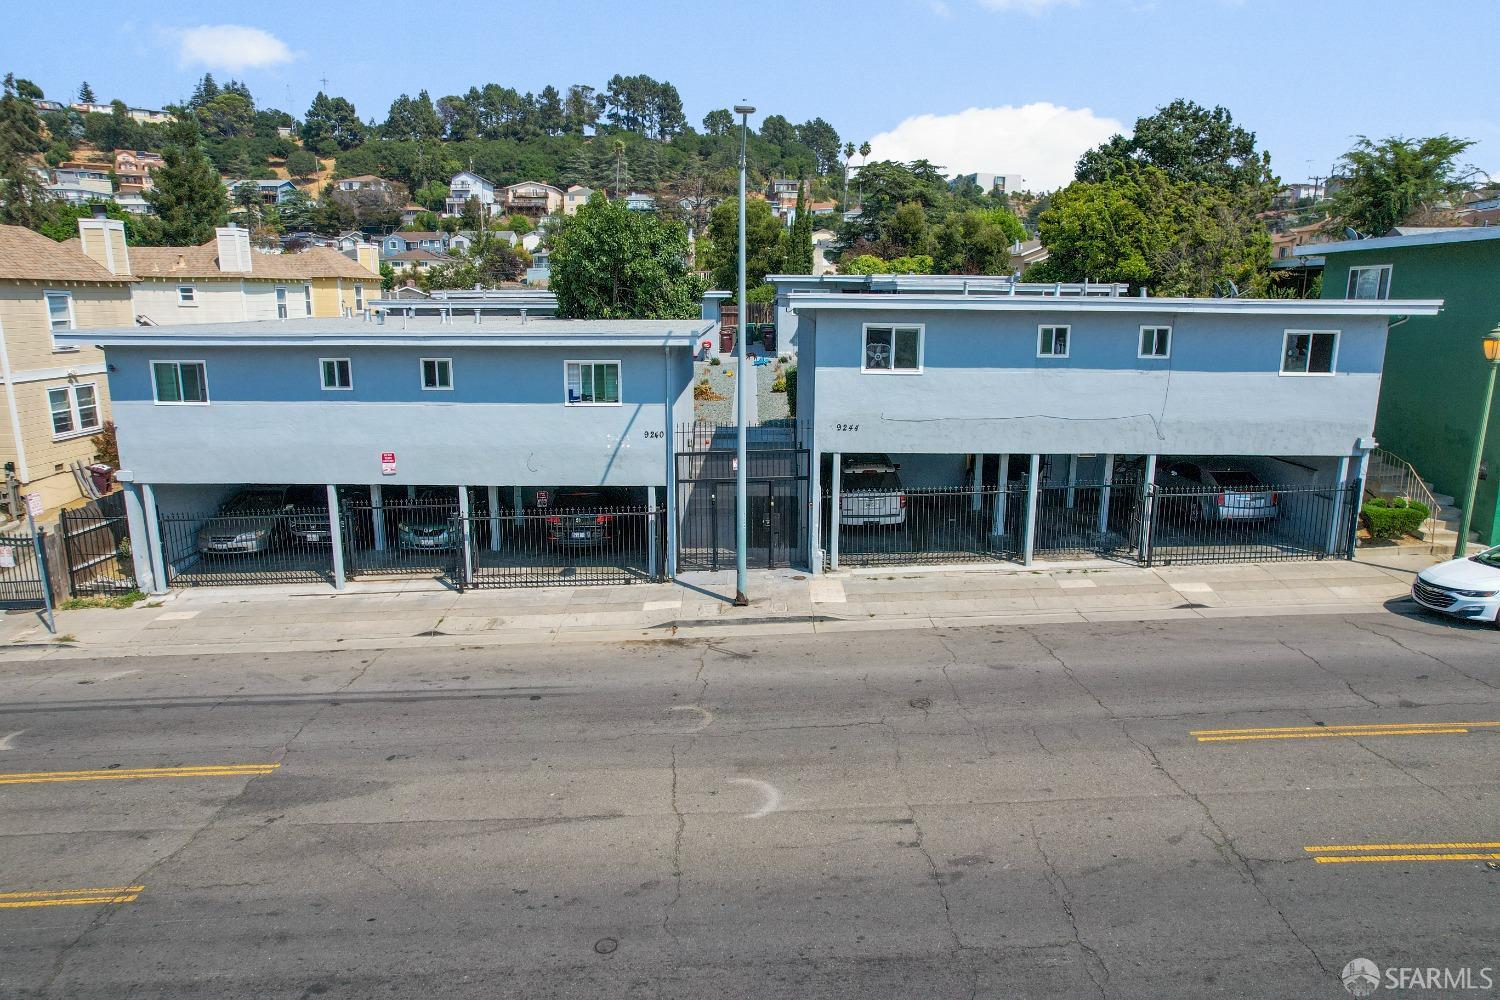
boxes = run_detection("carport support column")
[487,486,501,550]
[512,486,523,526]
[326,484,345,590]
[991,454,1010,539]
[1326,455,1351,556]
[1139,455,1158,562]
[970,454,983,511]
[140,483,167,594]
[829,453,841,572]
[457,486,473,585]
[369,485,386,550]
[1022,454,1040,566]
[119,481,160,594]
[1097,454,1115,535]
[1065,455,1079,509]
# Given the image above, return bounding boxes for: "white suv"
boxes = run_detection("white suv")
[840,455,907,527]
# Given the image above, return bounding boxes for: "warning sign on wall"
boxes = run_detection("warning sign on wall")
[380,452,396,476]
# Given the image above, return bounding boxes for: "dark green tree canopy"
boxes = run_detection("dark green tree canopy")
[0,74,52,228]
[1075,99,1276,203]
[706,196,787,290]
[301,91,365,154]
[550,195,704,319]
[147,118,230,244]
[1328,134,1477,236]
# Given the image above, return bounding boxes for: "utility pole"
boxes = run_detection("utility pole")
[733,101,756,607]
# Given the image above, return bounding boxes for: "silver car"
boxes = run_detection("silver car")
[195,488,291,555]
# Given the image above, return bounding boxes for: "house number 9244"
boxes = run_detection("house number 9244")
[834,423,860,432]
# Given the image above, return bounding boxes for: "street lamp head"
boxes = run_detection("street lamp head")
[1485,325,1500,363]
[734,104,756,116]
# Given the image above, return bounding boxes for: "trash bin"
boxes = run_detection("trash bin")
[719,326,735,354]
[761,324,777,353]
[89,464,114,495]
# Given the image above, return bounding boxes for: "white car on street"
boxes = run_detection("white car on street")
[1411,546,1500,627]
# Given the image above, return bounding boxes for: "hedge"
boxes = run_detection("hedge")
[1361,497,1431,541]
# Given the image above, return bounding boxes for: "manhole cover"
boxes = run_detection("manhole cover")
[908,697,932,710]
[594,937,619,955]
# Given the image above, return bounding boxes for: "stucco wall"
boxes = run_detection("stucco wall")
[105,344,691,487]
[803,308,1388,457]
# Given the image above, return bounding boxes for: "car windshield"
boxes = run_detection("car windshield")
[1472,546,1500,569]
[845,471,900,491]
[223,491,284,513]
[1209,470,1263,488]
[553,493,607,510]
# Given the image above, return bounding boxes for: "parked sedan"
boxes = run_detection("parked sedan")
[545,491,617,547]
[840,455,907,527]
[1156,462,1279,524]
[195,487,291,555]
[396,513,457,551]
[1411,546,1500,627]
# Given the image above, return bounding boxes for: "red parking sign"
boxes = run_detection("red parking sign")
[380,452,397,475]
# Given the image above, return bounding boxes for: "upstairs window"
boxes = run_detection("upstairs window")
[275,285,288,319]
[1139,326,1171,359]
[862,325,922,372]
[1038,325,1070,358]
[421,357,453,390]
[304,284,313,316]
[1282,331,1339,375]
[1346,265,1391,300]
[177,285,196,306]
[152,361,209,403]
[44,291,74,350]
[47,383,100,437]
[565,361,621,404]
[354,283,365,312]
[320,358,352,390]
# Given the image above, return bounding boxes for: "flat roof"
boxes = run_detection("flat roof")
[1295,227,1500,256]
[785,292,1442,318]
[55,316,714,349]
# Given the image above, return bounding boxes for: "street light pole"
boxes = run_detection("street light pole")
[1453,326,1500,559]
[733,102,755,606]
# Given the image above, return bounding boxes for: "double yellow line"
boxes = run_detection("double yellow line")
[1192,721,1500,743]
[1306,843,1500,865]
[0,763,280,786]
[0,886,143,909]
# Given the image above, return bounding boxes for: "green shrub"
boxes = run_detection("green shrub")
[709,356,721,366]
[1361,497,1431,540]
[784,365,797,416]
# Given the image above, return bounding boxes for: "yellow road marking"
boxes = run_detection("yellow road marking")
[0,886,143,909]
[1305,842,1500,852]
[0,764,279,786]
[1192,721,1500,742]
[1313,853,1500,864]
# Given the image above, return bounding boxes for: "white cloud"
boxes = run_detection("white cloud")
[977,0,1080,12]
[172,25,296,73]
[865,102,1124,192]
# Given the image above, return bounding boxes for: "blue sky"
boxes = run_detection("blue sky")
[10,0,1495,191]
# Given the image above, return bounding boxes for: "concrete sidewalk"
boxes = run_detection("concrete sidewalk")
[0,546,1450,661]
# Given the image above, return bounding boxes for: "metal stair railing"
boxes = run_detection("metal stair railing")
[1363,448,1445,553]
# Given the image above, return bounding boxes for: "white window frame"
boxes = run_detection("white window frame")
[150,360,210,405]
[177,285,196,307]
[354,283,365,312]
[564,360,623,406]
[304,283,313,317]
[275,285,289,320]
[46,382,101,439]
[319,357,353,391]
[420,357,453,391]
[1138,325,1172,359]
[860,323,924,374]
[1280,330,1340,377]
[44,290,76,352]
[1346,264,1392,301]
[1038,324,1070,359]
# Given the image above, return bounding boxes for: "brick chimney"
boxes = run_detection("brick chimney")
[215,226,253,273]
[75,217,132,276]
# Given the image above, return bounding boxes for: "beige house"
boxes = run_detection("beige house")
[0,220,135,517]
[123,227,381,324]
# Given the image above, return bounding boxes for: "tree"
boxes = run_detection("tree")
[302,92,365,154]
[705,196,786,290]
[285,148,319,179]
[785,184,814,274]
[382,91,443,143]
[197,91,254,138]
[12,78,42,101]
[702,109,733,137]
[796,118,841,175]
[0,74,52,228]
[1328,135,1478,236]
[147,118,230,244]
[1075,99,1276,205]
[933,207,1024,275]
[35,199,162,245]
[550,195,705,319]
[535,85,564,136]
[77,81,95,103]
[188,74,219,110]
[760,114,796,148]
[563,84,602,134]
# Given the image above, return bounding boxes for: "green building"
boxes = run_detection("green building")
[1300,228,1500,545]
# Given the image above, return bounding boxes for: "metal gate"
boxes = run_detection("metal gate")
[59,495,137,597]
[828,484,1026,568]
[1032,469,1144,561]
[157,509,335,586]
[343,498,460,578]
[0,531,48,609]
[1142,480,1360,565]
[456,506,665,589]
[676,422,808,572]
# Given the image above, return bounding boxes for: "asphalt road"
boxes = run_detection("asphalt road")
[1,609,1498,999]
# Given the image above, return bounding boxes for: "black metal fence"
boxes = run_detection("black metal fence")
[157,509,335,586]
[0,531,48,609]
[827,485,1026,568]
[344,498,460,578]
[457,506,665,589]
[1143,480,1359,565]
[1031,478,1141,561]
[59,494,137,597]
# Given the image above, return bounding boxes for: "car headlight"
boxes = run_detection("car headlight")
[1450,588,1498,599]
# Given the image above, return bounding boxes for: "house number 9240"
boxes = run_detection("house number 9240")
[644,430,665,439]
[835,423,860,432]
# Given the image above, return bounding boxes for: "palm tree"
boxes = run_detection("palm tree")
[841,141,855,210]
[856,141,872,211]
